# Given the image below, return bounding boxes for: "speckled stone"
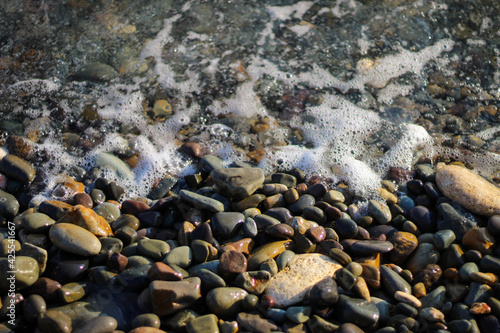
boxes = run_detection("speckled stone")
[219,250,247,275]
[49,223,102,256]
[21,212,55,233]
[369,200,392,224]
[265,253,342,307]
[211,167,265,200]
[435,163,500,216]
[235,270,271,295]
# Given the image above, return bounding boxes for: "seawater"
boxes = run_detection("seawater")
[0,0,499,201]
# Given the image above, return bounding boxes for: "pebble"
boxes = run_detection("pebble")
[23,294,47,321]
[387,231,418,265]
[235,270,271,295]
[163,246,192,268]
[0,189,19,218]
[395,291,422,308]
[350,240,394,255]
[380,265,411,296]
[369,200,392,224]
[211,212,245,239]
[211,167,265,200]
[247,239,293,270]
[462,227,495,255]
[237,312,279,332]
[308,277,338,306]
[57,204,114,237]
[49,223,102,256]
[95,152,134,179]
[336,295,380,329]
[435,163,500,216]
[193,268,226,290]
[57,282,85,303]
[265,253,342,307]
[433,229,456,250]
[206,287,248,318]
[72,316,118,333]
[150,278,202,315]
[286,306,311,323]
[337,323,364,333]
[138,239,170,261]
[335,218,358,239]
[186,314,219,333]
[0,154,36,182]
[21,212,55,233]
[406,243,440,274]
[93,202,121,223]
[37,309,72,333]
[409,205,435,233]
[180,190,224,212]
[219,250,247,275]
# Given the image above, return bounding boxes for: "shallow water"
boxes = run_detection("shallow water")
[0,0,499,200]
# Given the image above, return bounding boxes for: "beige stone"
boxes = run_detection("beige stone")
[265,253,341,308]
[435,163,500,216]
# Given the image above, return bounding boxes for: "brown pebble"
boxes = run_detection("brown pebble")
[306,226,326,243]
[284,188,299,204]
[470,302,491,315]
[147,262,183,281]
[353,277,371,301]
[462,228,495,255]
[470,272,499,286]
[222,238,254,255]
[107,252,128,272]
[73,193,93,208]
[387,231,418,265]
[180,142,204,158]
[414,264,442,289]
[22,277,62,300]
[261,294,274,309]
[412,282,427,298]
[219,250,247,275]
[296,183,308,195]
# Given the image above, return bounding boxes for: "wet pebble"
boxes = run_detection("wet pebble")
[49,223,102,256]
[150,278,202,316]
[206,287,248,318]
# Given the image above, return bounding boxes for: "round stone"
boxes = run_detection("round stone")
[71,316,118,333]
[93,202,121,223]
[21,212,55,233]
[205,287,248,318]
[335,218,358,239]
[49,223,101,256]
[369,200,392,224]
[308,277,338,306]
[37,309,72,333]
[0,256,39,292]
[0,189,20,218]
[220,250,247,275]
[132,313,161,329]
[57,282,86,303]
[23,294,46,322]
[138,239,170,261]
[163,246,192,269]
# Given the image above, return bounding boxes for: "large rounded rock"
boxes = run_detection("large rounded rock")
[205,287,248,318]
[49,223,102,256]
[0,256,39,292]
[57,205,113,236]
[0,154,36,182]
[436,163,500,216]
[0,189,20,218]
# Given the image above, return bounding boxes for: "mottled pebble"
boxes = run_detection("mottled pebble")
[211,167,265,200]
[150,278,202,315]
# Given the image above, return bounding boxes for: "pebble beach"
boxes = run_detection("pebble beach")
[0,0,500,332]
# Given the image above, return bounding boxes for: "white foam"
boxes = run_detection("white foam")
[267,1,315,21]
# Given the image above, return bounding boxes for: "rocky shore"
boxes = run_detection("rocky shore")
[0,149,500,333]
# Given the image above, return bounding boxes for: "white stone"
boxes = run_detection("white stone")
[265,253,341,308]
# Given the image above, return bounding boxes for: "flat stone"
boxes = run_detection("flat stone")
[387,232,418,265]
[57,282,86,303]
[206,287,248,318]
[117,264,151,291]
[57,205,113,237]
[248,240,293,271]
[265,253,342,307]
[131,313,161,329]
[163,246,192,268]
[308,277,338,306]
[409,205,435,233]
[49,223,102,256]
[150,278,202,316]
[193,268,226,290]
[21,212,55,233]
[237,312,279,332]
[369,200,392,224]
[335,218,358,239]
[435,163,500,216]
[211,167,265,200]
[138,239,170,261]
[93,202,121,223]
[379,265,411,296]
[350,240,393,255]
[0,154,36,182]
[433,229,456,250]
[18,242,48,274]
[405,243,440,274]
[219,250,247,275]
[336,295,379,329]
[211,212,245,239]
[180,190,224,212]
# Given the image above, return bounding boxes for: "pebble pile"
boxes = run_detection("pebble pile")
[0,151,500,333]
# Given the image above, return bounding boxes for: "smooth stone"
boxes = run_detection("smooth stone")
[405,243,440,274]
[180,190,224,212]
[0,154,35,182]
[72,316,118,333]
[336,268,356,291]
[413,264,442,289]
[350,240,393,255]
[267,308,287,324]
[323,190,345,204]
[163,309,198,331]
[149,176,178,200]
[265,253,342,307]
[266,207,292,224]
[398,196,415,213]
[191,239,217,263]
[201,154,223,172]
[387,231,418,265]
[206,287,248,318]
[462,228,495,255]
[276,250,295,271]
[93,202,121,224]
[260,258,278,276]
[420,286,446,309]
[265,223,294,239]
[247,240,293,270]
[96,152,134,179]
[328,248,352,266]
[193,268,226,290]
[0,256,38,292]
[459,262,479,282]
[235,270,271,295]
[433,229,456,251]
[233,194,266,211]
[254,214,281,229]
[211,167,265,200]
[335,218,358,239]
[242,217,258,238]
[138,239,170,261]
[308,277,338,306]
[37,309,72,333]
[308,315,340,332]
[49,223,102,256]
[219,250,247,275]
[336,295,379,329]
[337,323,364,333]
[163,246,192,268]
[379,265,411,296]
[211,212,245,239]
[222,238,254,255]
[112,214,140,231]
[127,255,154,268]
[45,252,89,285]
[409,205,435,233]
[57,282,86,303]
[0,189,19,218]
[487,215,500,235]
[117,264,151,291]
[147,262,183,281]
[435,163,500,216]
[107,252,128,272]
[303,206,327,224]
[186,314,219,333]
[191,222,213,244]
[93,237,123,264]
[436,203,477,241]
[371,297,392,324]
[271,172,297,188]
[369,200,392,224]
[464,282,491,306]
[286,306,311,324]
[58,205,113,237]
[394,291,422,308]
[150,277,202,316]
[21,212,55,233]
[480,255,500,274]
[419,307,445,323]
[448,319,473,333]
[237,312,279,332]
[289,194,315,215]
[132,313,161,329]
[23,294,47,321]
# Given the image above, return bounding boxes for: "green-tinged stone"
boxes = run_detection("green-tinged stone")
[138,239,170,261]
[164,310,199,331]
[233,194,266,211]
[433,229,456,251]
[57,282,86,303]
[164,246,193,268]
[37,309,72,333]
[459,262,479,282]
[371,297,392,324]
[328,248,352,266]
[420,285,446,309]
[0,256,39,292]
[323,190,345,204]
[248,240,293,270]
[49,223,102,256]
[369,200,392,224]
[127,255,154,268]
[117,264,151,291]
[206,287,248,318]
[186,314,219,333]
[96,152,134,179]
[112,214,140,231]
[21,212,55,233]
[337,295,380,329]
[0,189,19,218]
[286,306,311,324]
[336,268,356,291]
[276,250,295,271]
[93,202,121,223]
[193,268,226,290]
[260,258,278,276]
[0,154,35,182]
[405,243,440,274]
[71,316,118,333]
[180,190,224,212]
